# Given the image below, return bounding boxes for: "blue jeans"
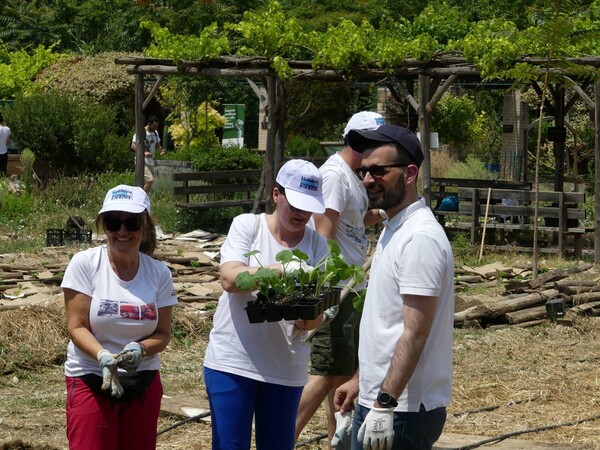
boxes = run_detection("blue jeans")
[204,367,303,450]
[352,403,446,450]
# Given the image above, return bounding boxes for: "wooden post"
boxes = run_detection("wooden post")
[478,188,492,261]
[595,79,600,266]
[558,191,566,257]
[418,74,432,206]
[471,188,481,245]
[134,74,146,189]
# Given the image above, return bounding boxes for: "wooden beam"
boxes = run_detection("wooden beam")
[142,75,164,111]
[134,74,145,188]
[419,73,432,206]
[595,79,600,266]
[565,76,594,109]
[390,80,419,112]
[426,74,457,113]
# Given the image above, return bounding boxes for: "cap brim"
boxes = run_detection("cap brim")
[98,203,146,215]
[347,129,394,153]
[285,190,325,214]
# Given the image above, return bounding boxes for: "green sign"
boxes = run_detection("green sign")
[223,104,246,147]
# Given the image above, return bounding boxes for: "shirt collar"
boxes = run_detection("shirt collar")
[385,197,427,231]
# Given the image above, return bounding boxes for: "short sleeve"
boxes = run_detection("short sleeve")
[219,214,257,267]
[61,251,94,297]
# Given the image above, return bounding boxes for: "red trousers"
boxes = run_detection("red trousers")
[65,372,162,450]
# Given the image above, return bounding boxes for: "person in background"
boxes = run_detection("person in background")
[131,116,165,193]
[0,113,11,176]
[203,159,329,450]
[295,111,387,449]
[62,184,178,450]
[334,125,455,450]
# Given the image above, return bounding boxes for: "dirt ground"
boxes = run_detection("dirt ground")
[1,234,600,449]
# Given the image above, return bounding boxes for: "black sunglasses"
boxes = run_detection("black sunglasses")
[104,214,142,232]
[356,163,407,180]
[276,185,303,212]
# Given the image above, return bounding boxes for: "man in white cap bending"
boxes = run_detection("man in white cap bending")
[295,112,387,449]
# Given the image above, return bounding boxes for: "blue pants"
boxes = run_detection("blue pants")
[204,367,303,450]
[352,403,446,450]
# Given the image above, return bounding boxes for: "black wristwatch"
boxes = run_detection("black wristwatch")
[377,392,398,408]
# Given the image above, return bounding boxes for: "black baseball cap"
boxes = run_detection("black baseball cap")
[347,125,424,168]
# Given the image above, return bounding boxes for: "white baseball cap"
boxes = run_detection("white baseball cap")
[276,160,325,214]
[99,185,151,214]
[343,111,385,138]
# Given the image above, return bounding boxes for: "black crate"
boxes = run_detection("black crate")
[65,229,92,244]
[46,228,65,247]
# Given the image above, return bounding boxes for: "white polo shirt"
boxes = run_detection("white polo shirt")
[358,198,454,412]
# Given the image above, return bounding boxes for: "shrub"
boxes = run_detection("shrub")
[444,155,497,180]
[285,135,324,157]
[192,145,262,171]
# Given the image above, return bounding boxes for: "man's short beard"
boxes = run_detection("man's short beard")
[370,178,407,210]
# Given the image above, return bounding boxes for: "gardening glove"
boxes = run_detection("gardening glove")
[331,411,352,448]
[323,304,339,323]
[97,349,124,399]
[282,259,313,275]
[357,407,395,450]
[116,342,144,373]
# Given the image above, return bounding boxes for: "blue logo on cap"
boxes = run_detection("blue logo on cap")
[299,176,319,191]
[111,188,133,200]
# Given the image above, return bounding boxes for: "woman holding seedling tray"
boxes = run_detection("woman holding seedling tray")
[203,160,330,449]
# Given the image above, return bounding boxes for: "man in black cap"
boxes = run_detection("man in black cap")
[333,125,455,450]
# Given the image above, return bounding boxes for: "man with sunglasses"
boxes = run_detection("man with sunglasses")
[334,125,455,450]
[295,112,387,449]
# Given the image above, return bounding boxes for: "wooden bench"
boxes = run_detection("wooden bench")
[431,181,590,257]
[173,169,264,212]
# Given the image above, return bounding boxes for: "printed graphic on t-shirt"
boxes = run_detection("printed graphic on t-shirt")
[141,304,157,320]
[98,300,118,316]
[97,299,158,321]
[120,304,140,320]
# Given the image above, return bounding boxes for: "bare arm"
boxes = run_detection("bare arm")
[220,260,282,293]
[140,306,174,356]
[64,288,103,359]
[313,208,340,239]
[376,293,438,406]
[363,208,385,228]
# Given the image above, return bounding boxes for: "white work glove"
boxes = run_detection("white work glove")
[116,342,144,373]
[331,411,352,448]
[97,349,124,399]
[282,259,313,275]
[357,407,395,450]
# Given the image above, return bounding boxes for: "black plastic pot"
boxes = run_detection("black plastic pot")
[245,301,266,323]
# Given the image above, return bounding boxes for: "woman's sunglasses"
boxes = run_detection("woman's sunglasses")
[276,185,303,212]
[104,214,142,232]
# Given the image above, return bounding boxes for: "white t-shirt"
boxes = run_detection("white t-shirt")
[203,213,329,387]
[61,246,178,377]
[358,198,455,412]
[317,152,369,268]
[132,129,160,166]
[0,125,10,155]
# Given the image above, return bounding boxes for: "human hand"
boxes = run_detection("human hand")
[331,411,352,448]
[116,342,144,373]
[97,349,124,398]
[357,407,395,450]
[282,259,313,275]
[334,377,359,413]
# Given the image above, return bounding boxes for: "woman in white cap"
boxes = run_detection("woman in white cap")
[203,160,329,449]
[61,184,178,450]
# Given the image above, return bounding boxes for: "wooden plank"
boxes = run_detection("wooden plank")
[457,187,584,203]
[431,178,532,190]
[457,204,584,219]
[174,183,261,195]
[173,169,262,181]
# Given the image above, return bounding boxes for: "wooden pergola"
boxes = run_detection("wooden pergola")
[115,54,600,263]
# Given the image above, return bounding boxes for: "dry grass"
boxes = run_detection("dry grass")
[2,294,600,449]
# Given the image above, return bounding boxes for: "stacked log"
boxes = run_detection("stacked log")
[455,263,598,329]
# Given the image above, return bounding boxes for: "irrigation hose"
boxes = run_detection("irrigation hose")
[156,411,211,436]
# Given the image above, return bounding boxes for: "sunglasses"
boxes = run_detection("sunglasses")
[276,185,303,212]
[356,163,407,180]
[104,214,142,232]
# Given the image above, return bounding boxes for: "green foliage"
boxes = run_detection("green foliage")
[20,148,36,195]
[5,92,129,177]
[444,155,497,180]
[0,45,61,98]
[141,21,230,63]
[192,145,263,171]
[166,101,226,149]
[285,135,323,158]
